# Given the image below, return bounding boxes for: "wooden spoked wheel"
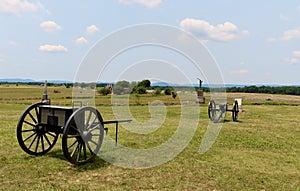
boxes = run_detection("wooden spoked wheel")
[208,100,217,122]
[17,103,59,155]
[232,100,239,122]
[62,107,104,165]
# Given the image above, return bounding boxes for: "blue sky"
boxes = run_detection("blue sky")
[1,0,300,85]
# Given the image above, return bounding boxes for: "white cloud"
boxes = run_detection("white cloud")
[290,58,299,64]
[180,18,249,42]
[0,0,43,15]
[285,57,299,65]
[119,0,162,8]
[230,69,249,75]
[279,14,291,22]
[40,21,61,32]
[293,51,300,57]
[241,30,250,36]
[280,28,300,41]
[39,45,68,53]
[265,72,272,77]
[267,37,277,43]
[86,25,100,35]
[284,51,300,65]
[8,40,17,46]
[75,37,88,44]
[269,27,300,42]
[0,54,4,62]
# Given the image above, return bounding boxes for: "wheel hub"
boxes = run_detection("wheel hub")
[36,124,45,135]
[82,130,92,141]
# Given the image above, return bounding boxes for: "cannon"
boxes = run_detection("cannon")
[16,81,131,165]
[208,100,239,123]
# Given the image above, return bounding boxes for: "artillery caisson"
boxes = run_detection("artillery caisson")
[208,100,239,123]
[16,81,131,165]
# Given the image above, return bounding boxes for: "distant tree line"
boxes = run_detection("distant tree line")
[0,81,73,87]
[97,79,177,98]
[2,81,300,96]
[226,85,300,96]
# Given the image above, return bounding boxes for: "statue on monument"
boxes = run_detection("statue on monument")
[197,78,203,88]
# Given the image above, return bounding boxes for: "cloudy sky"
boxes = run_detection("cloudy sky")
[0,0,300,85]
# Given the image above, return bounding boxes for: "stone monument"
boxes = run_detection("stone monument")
[197,78,205,103]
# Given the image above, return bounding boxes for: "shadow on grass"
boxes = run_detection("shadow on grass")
[46,149,110,170]
[46,149,66,161]
[210,119,242,124]
[224,119,243,123]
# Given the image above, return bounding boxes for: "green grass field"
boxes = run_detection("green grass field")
[0,84,299,190]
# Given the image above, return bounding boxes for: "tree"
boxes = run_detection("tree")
[154,88,161,96]
[97,87,111,95]
[171,91,177,99]
[129,81,138,94]
[164,87,173,95]
[135,86,147,94]
[65,83,71,88]
[89,83,96,89]
[137,79,151,88]
[114,80,130,94]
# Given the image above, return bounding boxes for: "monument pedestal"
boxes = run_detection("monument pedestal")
[197,89,205,104]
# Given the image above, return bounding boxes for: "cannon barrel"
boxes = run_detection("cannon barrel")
[42,80,50,104]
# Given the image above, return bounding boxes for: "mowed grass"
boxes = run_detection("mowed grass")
[0,84,299,190]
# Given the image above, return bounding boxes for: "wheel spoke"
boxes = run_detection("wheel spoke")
[70,124,80,134]
[88,117,98,129]
[87,123,100,132]
[45,131,56,138]
[35,135,40,153]
[67,134,80,138]
[83,143,87,160]
[91,133,101,136]
[24,120,36,127]
[35,107,40,122]
[68,139,78,150]
[89,139,99,146]
[77,143,82,162]
[43,133,51,146]
[28,112,37,124]
[41,134,45,152]
[74,117,83,132]
[23,131,37,143]
[86,142,95,155]
[85,111,92,129]
[71,143,79,158]
[87,143,94,153]
[28,133,38,150]
[22,128,35,133]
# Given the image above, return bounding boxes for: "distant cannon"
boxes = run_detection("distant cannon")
[208,100,239,123]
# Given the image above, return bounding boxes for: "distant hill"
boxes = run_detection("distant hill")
[0,78,36,83]
[0,78,72,84]
[0,78,298,87]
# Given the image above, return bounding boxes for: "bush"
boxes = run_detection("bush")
[164,87,173,95]
[97,87,111,95]
[171,91,177,99]
[65,83,71,88]
[135,86,147,94]
[114,80,130,94]
[137,80,151,88]
[154,88,161,96]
